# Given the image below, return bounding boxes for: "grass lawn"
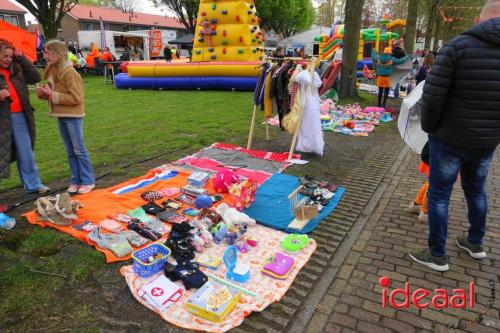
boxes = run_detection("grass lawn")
[0,75,375,329]
[1,76,373,190]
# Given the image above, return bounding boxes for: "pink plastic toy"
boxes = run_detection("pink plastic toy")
[363,106,385,113]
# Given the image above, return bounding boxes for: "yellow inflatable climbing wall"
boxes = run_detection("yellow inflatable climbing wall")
[192,0,264,62]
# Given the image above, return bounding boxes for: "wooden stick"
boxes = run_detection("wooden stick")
[288,109,304,160]
[287,185,304,199]
[265,118,270,141]
[247,104,258,149]
[29,269,68,279]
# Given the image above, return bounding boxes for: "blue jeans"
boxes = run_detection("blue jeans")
[427,135,496,256]
[58,117,95,185]
[11,113,43,192]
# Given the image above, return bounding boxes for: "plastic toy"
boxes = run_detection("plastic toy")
[281,234,310,254]
[247,237,257,247]
[261,252,296,279]
[223,245,250,283]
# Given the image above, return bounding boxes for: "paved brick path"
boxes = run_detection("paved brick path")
[311,150,500,333]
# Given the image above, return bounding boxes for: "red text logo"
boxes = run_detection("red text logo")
[379,276,475,309]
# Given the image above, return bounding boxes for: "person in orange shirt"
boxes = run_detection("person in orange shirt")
[0,39,49,194]
[85,42,101,69]
[100,47,116,71]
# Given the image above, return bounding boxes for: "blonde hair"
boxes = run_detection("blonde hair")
[44,40,69,81]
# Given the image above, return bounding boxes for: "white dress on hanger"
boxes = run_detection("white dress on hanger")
[295,69,324,156]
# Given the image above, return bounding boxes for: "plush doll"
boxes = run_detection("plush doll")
[215,203,256,226]
[320,98,335,114]
[213,168,240,193]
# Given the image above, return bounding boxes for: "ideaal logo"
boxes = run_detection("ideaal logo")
[379,276,475,309]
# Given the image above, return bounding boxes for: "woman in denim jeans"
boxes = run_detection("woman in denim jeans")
[36,40,95,194]
[0,39,49,195]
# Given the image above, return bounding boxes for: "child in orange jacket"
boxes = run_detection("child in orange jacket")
[409,142,429,222]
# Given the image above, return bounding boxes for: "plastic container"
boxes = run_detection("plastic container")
[0,213,16,230]
[132,243,171,277]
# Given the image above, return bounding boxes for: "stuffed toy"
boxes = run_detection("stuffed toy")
[320,98,335,114]
[215,203,256,226]
[213,168,240,193]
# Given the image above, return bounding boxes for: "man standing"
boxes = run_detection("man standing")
[409,0,500,271]
[163,45,172,62]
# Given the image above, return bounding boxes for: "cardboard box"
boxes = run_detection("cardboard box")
[185,280,240,322]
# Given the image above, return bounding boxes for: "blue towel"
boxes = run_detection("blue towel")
[243,173,345,234]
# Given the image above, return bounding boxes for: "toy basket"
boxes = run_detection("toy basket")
[132,243,171,277]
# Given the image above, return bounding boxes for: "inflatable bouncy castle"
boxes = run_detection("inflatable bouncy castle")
[315,15,406,70]
[115,0,264,90]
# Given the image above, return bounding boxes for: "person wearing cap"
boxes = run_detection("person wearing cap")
[371,46,410,108]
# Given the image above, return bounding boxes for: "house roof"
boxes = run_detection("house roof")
[0,0,27,13]
[67,4,185,29]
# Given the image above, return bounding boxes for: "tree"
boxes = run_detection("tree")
[339,0,364,98]
[423,0,440,49]
[79,0,138,11]
[316,0,336,27]
[15,0,79,39]
[362,0,378,27]
[404,0,417,54]
[152,0,199,34]
[256,0,315,37]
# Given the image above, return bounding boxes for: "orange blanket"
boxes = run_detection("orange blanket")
[24,165,231,263]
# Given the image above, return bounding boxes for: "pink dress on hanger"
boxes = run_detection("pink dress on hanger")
[295,69,324,156]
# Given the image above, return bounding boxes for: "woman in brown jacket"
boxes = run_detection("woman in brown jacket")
[0,39,49,195]
[36,40,95,194]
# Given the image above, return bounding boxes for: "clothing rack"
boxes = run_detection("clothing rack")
[247,57,317,160]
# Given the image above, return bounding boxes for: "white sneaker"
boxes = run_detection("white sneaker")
[418,211,428,223]
[77,184,95,194]
[409,201,421,214]
[66,184,79,194]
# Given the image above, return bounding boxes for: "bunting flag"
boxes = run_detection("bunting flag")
[100,17,107,49]
[35,26,44,51]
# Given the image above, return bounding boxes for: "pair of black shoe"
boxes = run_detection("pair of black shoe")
[165,222,196,262]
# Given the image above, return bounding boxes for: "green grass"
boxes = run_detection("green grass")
[1,75,256,190]
[1,76,373,191]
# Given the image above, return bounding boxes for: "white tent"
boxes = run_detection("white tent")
[398,81,428,154]
[278,26,330,49]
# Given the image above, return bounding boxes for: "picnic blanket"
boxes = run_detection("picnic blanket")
[23,166,234,263]
[243,173,345,233]
[121,223,317,332]
[173,143,300,186]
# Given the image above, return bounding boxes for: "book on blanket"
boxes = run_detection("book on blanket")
[137,274,183,312]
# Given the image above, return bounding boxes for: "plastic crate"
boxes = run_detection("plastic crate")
[132,243,171,277]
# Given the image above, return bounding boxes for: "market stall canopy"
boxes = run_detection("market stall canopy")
[0,20,36,62]
[169,34,194,46]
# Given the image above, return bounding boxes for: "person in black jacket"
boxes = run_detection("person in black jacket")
[163,45,172,62]
[409,1,500,272]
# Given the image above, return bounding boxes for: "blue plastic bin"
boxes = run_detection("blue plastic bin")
[132,243,171,277]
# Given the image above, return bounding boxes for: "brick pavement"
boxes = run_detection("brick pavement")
[314,150,500,333]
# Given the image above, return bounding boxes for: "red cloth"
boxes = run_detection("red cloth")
[0,67,22,112]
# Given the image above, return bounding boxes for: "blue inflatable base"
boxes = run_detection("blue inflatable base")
[114,73,258,91]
